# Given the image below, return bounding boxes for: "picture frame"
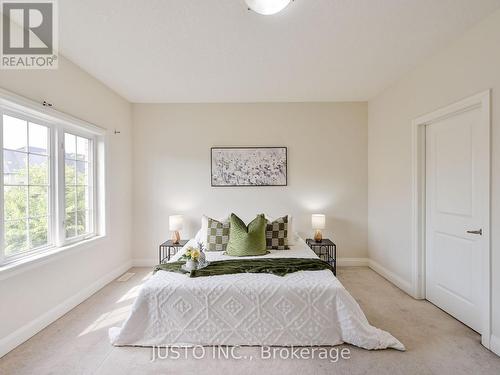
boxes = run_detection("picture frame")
[211,147,287,187]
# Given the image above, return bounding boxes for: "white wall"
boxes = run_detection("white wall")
[368,9,500,349]
[0,56,133,355]
[132,103,368,264]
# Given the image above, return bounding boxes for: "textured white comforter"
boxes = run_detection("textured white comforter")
[109,239,404,350]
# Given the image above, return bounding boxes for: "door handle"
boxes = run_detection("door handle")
[466,229,482,235]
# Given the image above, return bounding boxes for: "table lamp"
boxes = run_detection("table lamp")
[169,215,183,244]
[311,214,325,242]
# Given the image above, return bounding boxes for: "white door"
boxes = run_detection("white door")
[425,104,489,333]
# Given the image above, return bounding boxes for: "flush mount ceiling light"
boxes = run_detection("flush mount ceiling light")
[245,0,292,15]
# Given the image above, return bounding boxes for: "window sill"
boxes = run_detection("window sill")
[0,235,107,281]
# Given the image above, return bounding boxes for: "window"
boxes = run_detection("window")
[3,115,50,257]
[0,96,104,266]
[64,133,93,240]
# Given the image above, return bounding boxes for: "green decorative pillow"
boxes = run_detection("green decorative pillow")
[225,213,267,256]
[206,217,230,251]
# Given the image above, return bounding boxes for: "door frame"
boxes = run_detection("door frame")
[410,90,491,348]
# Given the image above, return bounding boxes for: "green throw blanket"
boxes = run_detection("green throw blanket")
[154,258,334,278]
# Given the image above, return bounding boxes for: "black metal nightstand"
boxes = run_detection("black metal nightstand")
[306,238,337,275]
[159,240,188,264]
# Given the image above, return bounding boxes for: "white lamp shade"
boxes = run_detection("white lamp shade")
[311,214,326,230]
[169,215,183,231]
[245,0,291,15]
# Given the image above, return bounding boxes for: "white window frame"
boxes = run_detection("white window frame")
[0,109,55,262]
[60,129,96,246]
[0,88,106,267]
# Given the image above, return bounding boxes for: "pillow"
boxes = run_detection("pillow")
[226,213,267,256]
[266,214,296,245]
[195,214,229,246]
[287,215,296,245]
[266,215,289,250]
[194,229,202,243]
[206,217,230,251]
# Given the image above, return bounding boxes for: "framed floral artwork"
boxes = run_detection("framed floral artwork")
[211,147,287,187]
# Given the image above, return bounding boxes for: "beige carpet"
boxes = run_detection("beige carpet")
[1,267,499,375]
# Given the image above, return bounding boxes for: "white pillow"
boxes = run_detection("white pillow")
[288,215,297,245]
[194,229,203,244]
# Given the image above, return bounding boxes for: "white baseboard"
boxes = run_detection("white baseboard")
[337,257,369,267]
[132,258,157,267]
[368,258,413,296]
[491,334,500,357]
[0,260,132,359]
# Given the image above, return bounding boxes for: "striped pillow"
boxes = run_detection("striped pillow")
[226,214,268,256]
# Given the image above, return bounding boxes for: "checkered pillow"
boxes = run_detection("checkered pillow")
[266,216,289,250]
[206,217,230,251]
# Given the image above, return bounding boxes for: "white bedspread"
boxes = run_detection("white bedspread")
[109,239,404,350]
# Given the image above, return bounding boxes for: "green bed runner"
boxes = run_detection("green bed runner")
[154,258,334,278]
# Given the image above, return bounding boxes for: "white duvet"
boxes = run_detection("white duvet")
[109,239,404,351]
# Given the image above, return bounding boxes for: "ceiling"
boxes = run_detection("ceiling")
[58,0,500,103]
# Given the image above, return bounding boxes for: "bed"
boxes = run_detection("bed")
[109,237,404,350]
